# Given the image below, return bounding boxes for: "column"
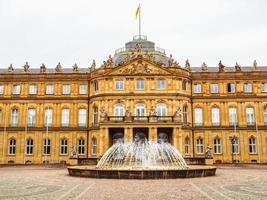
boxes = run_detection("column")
[125,127,133,142]
[149,127,156,141]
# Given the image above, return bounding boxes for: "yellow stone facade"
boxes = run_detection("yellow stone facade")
[0,37,267,165]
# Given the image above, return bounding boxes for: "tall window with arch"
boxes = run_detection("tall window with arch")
[246,107,255,126]
[78,108,87,127]
[60,138,68,155]
[93,106,98,125]
[157,103,167,117]
[114,104,125,117]
[61,108,70,127]
[78,138,85,155]
[44,108,53,127]
[27,108,36,127]
[135,103,145,117]
[11,108,18,127]
[194,107,203,126]
[211,107,220,126]
[43,138,51,155]
[9,138,16,155]
[26,138,33,155]
[92,138,97,155]
[248,136,257,154]
[196,138,204,154]
[183,105,188,125]
[214,137,221,154]
[229,107,237,126]
[184,137,190,154]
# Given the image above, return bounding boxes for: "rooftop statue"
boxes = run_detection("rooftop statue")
[106,55,113,67]
[168,54,175,67]
[23,62,30,72]
[201,62,208,71]
[90,59,96,72]
[253,60,258,71]
[218,60,225,72]
[185,59,191,70]
[235,62,241,72]
[72,63,78,72]
[8,64,14,72]
[40,64,46,73]
[135,43,142,54]
[55,62,62,72]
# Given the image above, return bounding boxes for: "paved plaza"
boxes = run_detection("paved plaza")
[0,166,266,200]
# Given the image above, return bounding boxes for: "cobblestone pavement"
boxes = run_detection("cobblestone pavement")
[0,166,266,200]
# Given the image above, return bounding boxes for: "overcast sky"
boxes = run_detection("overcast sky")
[0,0,266,69]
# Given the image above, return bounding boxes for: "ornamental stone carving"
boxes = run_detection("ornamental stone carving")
[72,63,78,72]
[253,60,258,71]
[55,62,62,73]
[235,62,241,72]
[185,59,191,70]
[218,60,225,72]
[23,62,30,72]
[201,62,208,71]
[8,64,14,72]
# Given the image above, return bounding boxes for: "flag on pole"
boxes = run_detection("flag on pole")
[135,5,140,19]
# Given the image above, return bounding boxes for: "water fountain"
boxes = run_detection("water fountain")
[68,132,216,179]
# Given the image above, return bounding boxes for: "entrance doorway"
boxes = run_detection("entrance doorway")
[157,128,173,144]
[109,128,124,146]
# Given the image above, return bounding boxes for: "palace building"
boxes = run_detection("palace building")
[0,35,266,165]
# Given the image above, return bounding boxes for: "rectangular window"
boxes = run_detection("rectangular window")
[26,139,33,155]
[61,109,69,127]
[44,108,52,127]
[194,108,203,126]
[115,80,124,90]
[184,138,189,154]
[136,79,144,90]
[193,83,201,93]
[12,85,21,95]
[210,84,218,93]
[246,107,254,126]
[79,84,87,94]
[231,138,238,154]
[0,85,4,94]
[27,108,36,127]
[229,107,237,125]
[261,83,267,92]
[214,138,221,154]
[244,83,252,93]
[78,109,87,127]
[43,138,51,155]
[29,85,37,95]
[157,79,166,89]
[11,109,18,127]
[93,81,99,92]
[92,139,97,155]
[78,139,85,155]
[227,83,235,93]
[46,85,54,94]
[62,85,70,95]
[249,137,257,154]
[9,139,16,155]
[196,138,204,154]
[60,139,68,155]
[211,108,220,126]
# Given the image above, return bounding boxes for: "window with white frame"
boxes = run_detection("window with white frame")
[232,138,238,154]
[11,108,18,127]
[246,107,255,125]
[0,85,4,94]
[227,83,235,93]
[183,105,188,124]
[214,138,221,154]
[26,138,33,155]
[244,83,252,93]
[211,107,220,126]
[196,138,204,154]
[43,138,51,155]
[27,108,36,127]
[62,85,70,95]
[9,138,16,155]
[46,84,54,94]
[44,108,52,127]
[92,138,97,155]
[261,83,267,92]
[12,84,21,95]
[60,139,68,155]
[193,83,201,93]
[79,84,87,94]
[135,103,145,116]
[136,79,144,90]
[114,104,124,116]
[29,84,37,95]
[157,103,167,116]
[229,107,237,125]
[115,80,124,90]
[184,137,189,154]
[264,107,267,125]
[78,108,86,127]
[249,137,257,154]
[210,83,218,93]
[61,108,69,127]
[93,106,98,125]
[194,108,203,126]
[157,79,166,89]
[78,138,85,155]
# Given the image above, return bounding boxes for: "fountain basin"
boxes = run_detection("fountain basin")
[68,165,216,179]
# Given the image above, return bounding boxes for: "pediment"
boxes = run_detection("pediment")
[107,58,173,76]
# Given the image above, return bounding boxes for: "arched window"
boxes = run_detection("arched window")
[183,105,188,125]
[93,106,98,125]
[11,108,18,127]
[43,138,51,155]
[61,108,70,127]
[77,138,85,155]
[194,107,203,126]
[211,107,220,126]
[27,108,36,127]
[246,107,254,126]
[114,104,125,116]
[214,137,221,154]
[196,138,204,154]
[9,138,16,155]
[92,138,97,155]
[182,80,187,91]
[249,136,257,154]
[78,108,87,127]
[135,103,145,116]
[44,108,53,127]
[60,138,68,155]
[264,107,267,125]
[157,103,167,117]
[184,137,190,154]
[26,138,33,155]
[229,107,237,126]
